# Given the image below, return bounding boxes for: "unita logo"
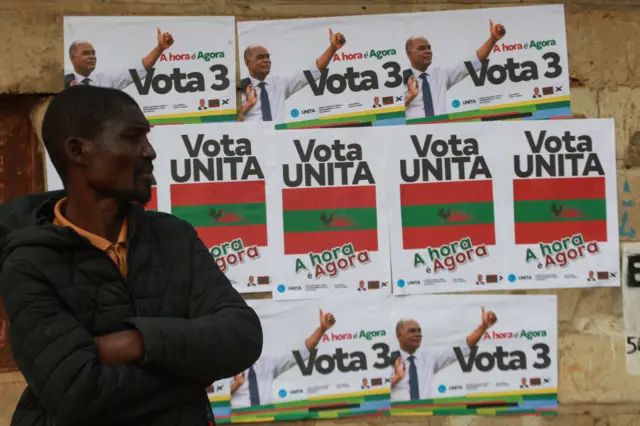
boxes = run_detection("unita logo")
[397,279,406,288]
[452,100,461,108]
[277,284,286,293]
[290,109,300,118]
[278,389,288,398]
[438,384,447,393]
[508,274,516,283]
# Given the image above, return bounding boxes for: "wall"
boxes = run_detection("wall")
[1,0,640,425]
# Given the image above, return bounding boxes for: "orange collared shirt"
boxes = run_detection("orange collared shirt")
[53,198,128,277]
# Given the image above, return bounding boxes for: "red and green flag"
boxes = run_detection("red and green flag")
[170,180,267,249]
[513,176,607,244]
[400,180,496,249]
[282,185,378,255]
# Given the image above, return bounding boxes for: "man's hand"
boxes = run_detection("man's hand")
[481,306,498,329]
[329,28,346,51]
[68,80,78,87]
[393,357,406,381]
[489,19,506,41]
[234,371,245,386]
[406,76,419,103]
[230,371,246,394]
[94,330,144,365]
[245,84,257,107]
[157,27,175,51]
[319,309,336,332]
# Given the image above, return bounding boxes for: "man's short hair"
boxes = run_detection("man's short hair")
[244,45,262,61]
[41,86,140,186]
[69,40,90,58]
[405,37,423,54]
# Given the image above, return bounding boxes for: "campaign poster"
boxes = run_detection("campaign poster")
[63,16,237,125]
[386,121,508,295]
[236,5,570,131]
[237,14,407,130]
[506,118,619,289]
[386,119,619,294]
[396,4,571,124]
[152,123,276,294]
[265,128,391,300]
[229,299,393,423]
[389,294,558,416]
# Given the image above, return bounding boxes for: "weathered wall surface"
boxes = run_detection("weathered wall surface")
[1,1,640,425]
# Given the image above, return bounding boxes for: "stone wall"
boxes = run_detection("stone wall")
[1,1,640,425]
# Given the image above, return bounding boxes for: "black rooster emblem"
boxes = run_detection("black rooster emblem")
[209,208,223,221]
[550,203,563,217]
[437,207,451,221]
[320,212,334,227]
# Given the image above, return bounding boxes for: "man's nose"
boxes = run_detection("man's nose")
[142,140,157,160]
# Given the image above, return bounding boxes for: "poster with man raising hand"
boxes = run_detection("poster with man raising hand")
[63,16,237,126]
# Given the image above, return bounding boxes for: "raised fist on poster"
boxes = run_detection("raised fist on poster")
[319,309,336,331]
[157,27,175,51]
[489,19,506,41]
[329,28,346,50]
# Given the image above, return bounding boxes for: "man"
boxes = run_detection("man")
[373,96,381,108]
[241,28,346,123]
[0,86,262,426]
[64,27,174,89]
[198,99,208,110]
[533,87,542,98]
[404,19,506,119]
[361,378,370,390]
[248,275,256,287]
[390,307,498,401]
[520,378,529,389]
[230,309,335,409]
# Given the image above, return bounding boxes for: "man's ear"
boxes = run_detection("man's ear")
[64,137,92,167]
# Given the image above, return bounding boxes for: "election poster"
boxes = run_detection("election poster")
[229,298,393,423]
[395,4,571,124]
[152,123,277,294]
[389,294,558,417]
[237,4,570,131]
[386,118,619,294]
[63,16,237,125]
[237,14,407,129]
[505,118,619,289]
[264,128,391,300]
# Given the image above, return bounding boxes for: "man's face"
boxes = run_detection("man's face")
[246,46,272,76]
[407,37,433,69]
[397,319,422,353]
[200,99,206,107]
[374,97,379,104]
[71,42,97,75]
[534,87,540,95]
[80,104,156,204]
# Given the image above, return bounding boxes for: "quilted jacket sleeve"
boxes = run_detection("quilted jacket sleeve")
[127,224,263,385]
[0,257,205,426]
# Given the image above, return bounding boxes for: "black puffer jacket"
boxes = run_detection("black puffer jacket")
[0,191,263,426]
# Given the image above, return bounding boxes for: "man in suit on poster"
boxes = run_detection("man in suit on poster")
[390,306,498,401]
[240,29,346,123]
[64,28,175,90]
[230,309,336,409]
[403,19,507,119]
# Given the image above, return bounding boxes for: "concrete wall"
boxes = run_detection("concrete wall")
[1,0,640,425]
